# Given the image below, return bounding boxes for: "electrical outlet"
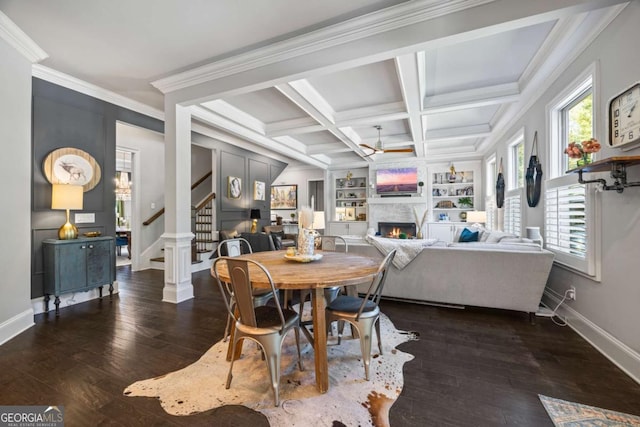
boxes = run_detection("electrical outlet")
[567,286,576,301]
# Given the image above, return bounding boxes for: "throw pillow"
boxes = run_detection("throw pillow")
[459,227,479,242]
[271,234,283,250]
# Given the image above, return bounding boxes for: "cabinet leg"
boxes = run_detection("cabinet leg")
[44,294,50,313]
[109,284,114,299]
[54,296,60,316]
[99,286,103,299]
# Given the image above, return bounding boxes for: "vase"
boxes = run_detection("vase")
[297,229,315,256]
[577,153,592,167]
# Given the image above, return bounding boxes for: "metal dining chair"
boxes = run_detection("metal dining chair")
[212,257,304,407]
[325,249,396,380]
[217,238,277,342]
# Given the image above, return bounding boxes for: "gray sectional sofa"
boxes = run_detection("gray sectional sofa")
[348,237,554,315]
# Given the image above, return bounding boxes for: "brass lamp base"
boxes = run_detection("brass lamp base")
[58,222,79,239]
[58,209,78,239]
[251,219,258,234]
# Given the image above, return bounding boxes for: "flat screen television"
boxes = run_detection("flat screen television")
[376,167,418,194]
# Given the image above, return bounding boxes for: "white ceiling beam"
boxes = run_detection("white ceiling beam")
[425,124,492,142]
[276,82,373,160]
[306,144,354,155]
[200,99,266,134]
[190,106,328,168]
[334,102,407,124]
[158,0,627,105]
[422,83,520,114]
[265,117,323,137]
[395,53,425,157]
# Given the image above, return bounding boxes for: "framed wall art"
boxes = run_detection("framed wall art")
[254,180,265,201]
[228,176,242,199]
[42,147,102,191]
[270,185,297,210]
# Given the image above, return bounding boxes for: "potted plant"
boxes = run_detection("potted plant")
[458,196,473,208]
[290,212,296,222]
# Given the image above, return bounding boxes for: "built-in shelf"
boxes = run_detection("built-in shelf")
[567,156,640,193]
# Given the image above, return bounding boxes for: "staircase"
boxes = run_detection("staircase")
[146,171,217,272]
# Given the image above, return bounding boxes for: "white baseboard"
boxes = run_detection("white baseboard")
[542,289,640,385]
[31,283,120,315]
[0,309,35,346]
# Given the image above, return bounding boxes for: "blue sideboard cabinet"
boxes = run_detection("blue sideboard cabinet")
[42,236,116,315]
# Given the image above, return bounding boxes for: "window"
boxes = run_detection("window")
[509,134,525,190]
[504,192,521,236]
[545,63,600,279]
[485,155,496,230]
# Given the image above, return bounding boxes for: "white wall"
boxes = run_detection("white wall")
[486,2,640,380]
[116,123,165,265]
[0,38,35,344]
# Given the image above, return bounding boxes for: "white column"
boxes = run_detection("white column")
[162,99,194,303]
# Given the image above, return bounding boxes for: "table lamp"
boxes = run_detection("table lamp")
[52,184,84,239]
[466,210,486,225]
[250,209,261,233]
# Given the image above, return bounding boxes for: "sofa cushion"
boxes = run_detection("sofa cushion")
[459,228,479,242]
[454,224,486,242]
[484,231,517,243]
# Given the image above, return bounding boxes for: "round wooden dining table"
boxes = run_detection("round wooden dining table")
[213,249,380,393]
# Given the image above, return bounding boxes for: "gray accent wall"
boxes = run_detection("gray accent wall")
[31,78,163,299]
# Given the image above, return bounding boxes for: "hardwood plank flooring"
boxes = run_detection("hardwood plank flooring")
[0,266,639,426]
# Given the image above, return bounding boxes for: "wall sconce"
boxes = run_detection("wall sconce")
[250,209,261,233]
[51,184,84,239]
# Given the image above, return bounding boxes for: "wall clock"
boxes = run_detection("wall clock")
[609,82,640,149]
[43,147,102,191]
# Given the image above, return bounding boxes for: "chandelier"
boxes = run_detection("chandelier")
[115,171,132,201]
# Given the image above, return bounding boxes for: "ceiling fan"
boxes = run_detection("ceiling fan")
[359,125,413,157]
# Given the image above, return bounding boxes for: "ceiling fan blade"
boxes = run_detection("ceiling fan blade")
[383,148,414,153]
[359,143,379,152]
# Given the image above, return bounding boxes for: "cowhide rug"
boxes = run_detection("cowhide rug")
[124,311,416,426]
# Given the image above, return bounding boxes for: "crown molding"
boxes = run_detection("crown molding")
[0,11,48,62]
[151,0,495,94]
[32,65,164,120]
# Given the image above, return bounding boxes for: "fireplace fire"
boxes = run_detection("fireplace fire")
[378,222,417,239]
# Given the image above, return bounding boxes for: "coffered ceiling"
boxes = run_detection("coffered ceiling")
[0,0,629,169]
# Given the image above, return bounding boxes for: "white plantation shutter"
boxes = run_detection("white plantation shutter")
[485,196,495,231]
[544,177,597,276]
[504,193,521,236]
[545,184,586,257]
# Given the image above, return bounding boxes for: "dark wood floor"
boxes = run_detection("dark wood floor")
[1,266,639,426]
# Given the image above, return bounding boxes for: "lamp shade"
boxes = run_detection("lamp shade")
[51,184,83,210]
[312,211,325,230]
[250,209,261,219]
[466,210,486,224]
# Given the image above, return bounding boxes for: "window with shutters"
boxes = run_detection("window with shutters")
[545,63,600,279]
[485,155,496,230]
[504,192,522,236]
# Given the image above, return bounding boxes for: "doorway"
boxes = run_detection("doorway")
[115,149,133,267]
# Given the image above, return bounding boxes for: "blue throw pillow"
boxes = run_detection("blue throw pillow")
[459,227,479,242]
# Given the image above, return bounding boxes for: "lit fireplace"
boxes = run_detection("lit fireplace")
[378,222,417,239]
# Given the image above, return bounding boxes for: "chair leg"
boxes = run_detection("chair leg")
[226,337,243,389]
[357,319,374,381]
[294,326,304,371]
[264,345,282,407]
[223,313,232,342]
[336,320,346,345]
[374,317,383,355]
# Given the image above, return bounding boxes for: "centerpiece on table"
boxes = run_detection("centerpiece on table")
[297,206,315,256]
[564,138,601,167]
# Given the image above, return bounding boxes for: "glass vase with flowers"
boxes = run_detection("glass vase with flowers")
[564,138,601,168]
